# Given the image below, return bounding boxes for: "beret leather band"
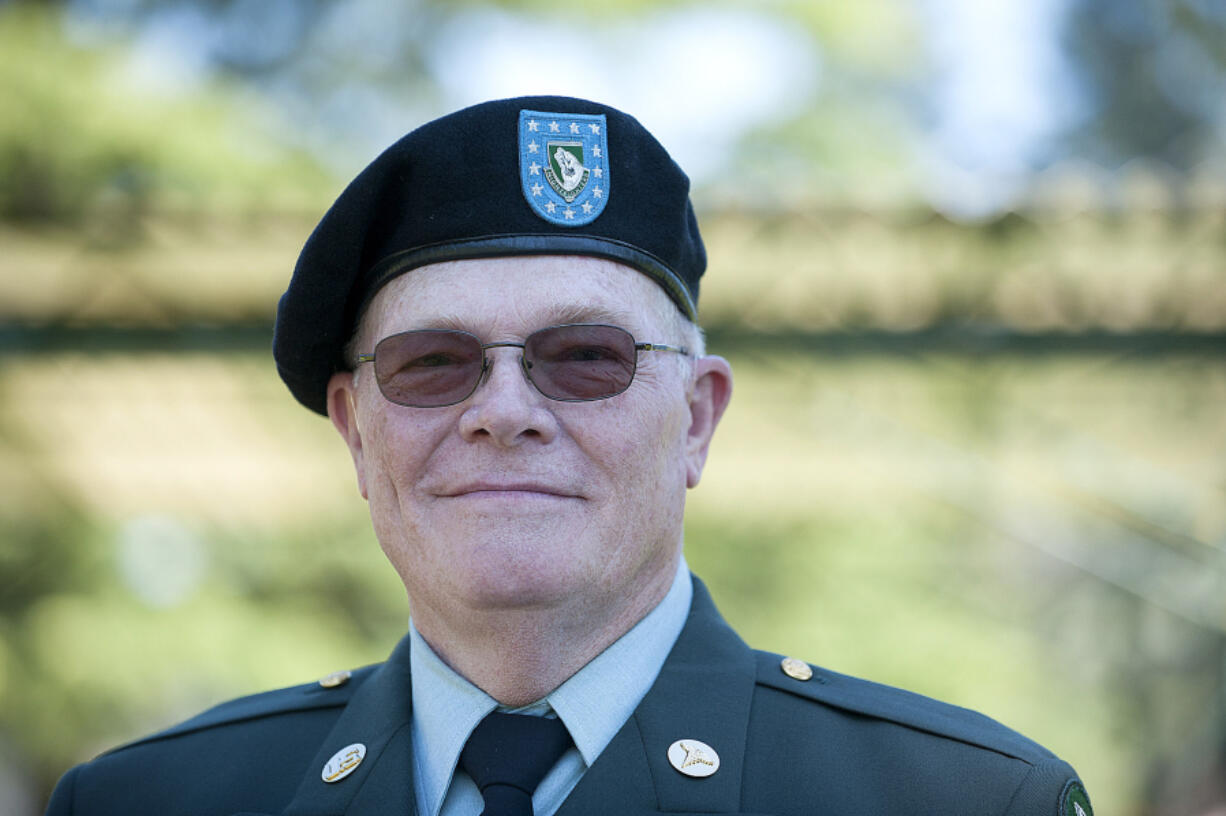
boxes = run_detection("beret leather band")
[357,233,697,329]
[274,95,705,416]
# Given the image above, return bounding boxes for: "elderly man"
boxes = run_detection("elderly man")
[47,97,1092,816]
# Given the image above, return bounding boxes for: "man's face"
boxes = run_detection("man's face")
[327,256,730,635]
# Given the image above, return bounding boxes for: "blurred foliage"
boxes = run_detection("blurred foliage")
[3,2,1226,816]
[1060,0,1226,173]
[14,0,1221,212]
[0,3,335,223]
[3,0,929,210]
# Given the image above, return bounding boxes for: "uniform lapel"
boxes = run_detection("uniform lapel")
[278,635,418,816]
[556,577,773,815]
[271,577,770,816]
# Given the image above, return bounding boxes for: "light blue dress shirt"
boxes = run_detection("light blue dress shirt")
[409,556,693,816]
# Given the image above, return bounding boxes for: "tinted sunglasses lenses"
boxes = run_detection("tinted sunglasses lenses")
[371,329,485,407]
[370,324,638,407]
[525,324,637,402]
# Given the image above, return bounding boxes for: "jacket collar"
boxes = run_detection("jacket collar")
[274,576,769,816]
[279,633,417,816]
[555,577,769,815]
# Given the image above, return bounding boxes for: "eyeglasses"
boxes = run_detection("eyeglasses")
[355,323,689,408]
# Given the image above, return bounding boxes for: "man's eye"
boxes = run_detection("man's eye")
[553,345,619,363]
[410,352,466,368]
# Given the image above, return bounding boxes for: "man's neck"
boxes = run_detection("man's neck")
[409,565,678,707]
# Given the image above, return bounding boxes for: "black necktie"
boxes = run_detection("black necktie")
[458,712,573,816]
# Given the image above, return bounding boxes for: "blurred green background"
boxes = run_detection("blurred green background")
[2,1,1224,814]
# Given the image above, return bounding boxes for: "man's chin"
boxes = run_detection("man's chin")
[460,570,586,613]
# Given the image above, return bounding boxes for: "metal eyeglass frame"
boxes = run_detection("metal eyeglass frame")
[355,323,691,407]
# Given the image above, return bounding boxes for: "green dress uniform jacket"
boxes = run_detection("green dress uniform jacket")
[46,577,1092,816]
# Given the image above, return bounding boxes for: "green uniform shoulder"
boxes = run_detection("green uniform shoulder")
[752,649,1055,764]
[751,650,1093,813]
[100,664,378,756]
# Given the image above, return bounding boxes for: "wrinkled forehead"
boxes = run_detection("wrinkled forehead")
[360,255,681,344]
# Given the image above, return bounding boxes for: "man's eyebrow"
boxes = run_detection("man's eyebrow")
[538,304,640,327]
[412,314,475,332]
[411,305,641,334]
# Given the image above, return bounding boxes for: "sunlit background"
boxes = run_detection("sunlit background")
[2,1,1225,814]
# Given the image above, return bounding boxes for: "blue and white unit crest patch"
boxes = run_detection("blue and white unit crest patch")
[520,109,609,226]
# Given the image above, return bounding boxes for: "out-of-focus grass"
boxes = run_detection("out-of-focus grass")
[4,348,1222,814]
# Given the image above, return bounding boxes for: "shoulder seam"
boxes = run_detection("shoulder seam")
[103,693,351,757]
[99,666,376,757]
[999,751,1040,815]
[751,650,1053,766]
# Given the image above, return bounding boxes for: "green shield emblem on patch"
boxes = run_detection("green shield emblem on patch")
[545,141,590,203]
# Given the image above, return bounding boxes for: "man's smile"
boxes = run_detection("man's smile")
[439,480,584,499]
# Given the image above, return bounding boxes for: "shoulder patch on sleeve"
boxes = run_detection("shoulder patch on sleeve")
[1060,779,1093,816]
[752,650,1055,764]
[102,663,379,755]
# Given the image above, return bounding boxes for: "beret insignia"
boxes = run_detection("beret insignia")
[520,109,609,226]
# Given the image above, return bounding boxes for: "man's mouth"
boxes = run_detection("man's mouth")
[443,481,581,499]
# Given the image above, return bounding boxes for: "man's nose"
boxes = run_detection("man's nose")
[456,348,559,446]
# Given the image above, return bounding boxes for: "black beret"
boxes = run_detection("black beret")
[274,95,706,415]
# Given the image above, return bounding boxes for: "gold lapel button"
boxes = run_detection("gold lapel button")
[667,739,720,778]
[318,669,352,689]
[781,657,813,681]
[321,742,366,783]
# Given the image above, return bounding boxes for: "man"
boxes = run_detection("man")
[47,96,1093,816]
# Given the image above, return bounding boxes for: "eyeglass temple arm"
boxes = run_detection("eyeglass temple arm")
[636,342,690,356]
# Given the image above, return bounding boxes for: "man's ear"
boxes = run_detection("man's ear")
[684,355,733,488]
[327,370,368,499]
